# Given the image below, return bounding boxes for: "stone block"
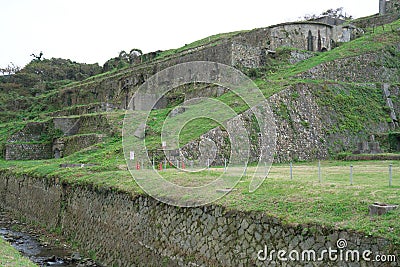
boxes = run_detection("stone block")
[369,203,398,216]
[53,117,80,136]
[383,83,391,97]
[133,123,146,139]
[5,143,52,160]
[169,107,186,118]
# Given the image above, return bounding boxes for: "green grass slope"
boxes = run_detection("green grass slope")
[0,238,37,267]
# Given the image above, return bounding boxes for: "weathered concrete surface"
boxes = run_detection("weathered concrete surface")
[5,143,53,161]
[298,52,400,83]
[369,203,398,216]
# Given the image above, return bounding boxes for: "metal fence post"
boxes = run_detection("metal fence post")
[224,158,227,172]
[290,162,293,180]
[318,160,321,183]
[350,165,353,185]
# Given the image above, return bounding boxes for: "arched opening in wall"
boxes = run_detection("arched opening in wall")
[307,30,313,51]
[331,39,336,49]
[54,148,61,159]
[66,92,72,106]
[321,47,328,52]
[317,30,322,52]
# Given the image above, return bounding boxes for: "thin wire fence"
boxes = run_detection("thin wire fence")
[131,158,400,188]
[268,161,400,187]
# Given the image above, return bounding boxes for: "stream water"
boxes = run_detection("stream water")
[0,211,99,266]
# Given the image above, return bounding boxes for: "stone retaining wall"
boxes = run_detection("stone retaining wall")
[53,134,103,158]
[353,13,400,29]
[176,82,392,164]
[7,122,49,143]
[0,170,398,266]
[298,52,400,83]
[46,18,363,114]
[232,42,266,68]
[4,143,53,160]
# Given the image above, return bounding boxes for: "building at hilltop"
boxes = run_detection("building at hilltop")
[224,18,360,69]
[267,20,356,53]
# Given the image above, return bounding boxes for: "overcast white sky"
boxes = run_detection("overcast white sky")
[0,0,378,68]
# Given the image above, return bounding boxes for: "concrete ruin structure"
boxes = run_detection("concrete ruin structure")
[268,20,356,53]
[4,0,400,161]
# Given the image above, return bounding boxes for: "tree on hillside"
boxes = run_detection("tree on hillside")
[119,50,129,62]
[129,48,143,64]
[321,7,353,20]
[0,62,20,75]
[103,48,144,72]
[300,7,352,21]
[30,51,44,61]
[1,57,102,96]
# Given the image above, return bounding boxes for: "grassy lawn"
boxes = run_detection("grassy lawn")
[0,238,37,267]
[218,160,400,244]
